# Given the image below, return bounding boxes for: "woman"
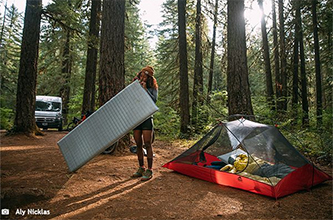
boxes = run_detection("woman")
[132,65,158,181]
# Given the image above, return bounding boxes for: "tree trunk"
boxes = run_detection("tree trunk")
[99,0,129,148]
[311,0,322,127]
[192,0,203,129]
[207,0,218,103]
[298,7,309,126]
[14,0,42,135]
[60,30,72,125]
[272,0,282,112]
[227,0,253,118]
[82,0,101,115]
[292,0,300,121]
[258,0,274,110]
[178,0,190,135]
[278,0,287,112]
[99,0,125,105]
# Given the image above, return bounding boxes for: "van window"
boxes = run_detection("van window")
[36,101,61,112]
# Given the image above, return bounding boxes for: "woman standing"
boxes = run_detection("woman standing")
[132,66,158,181]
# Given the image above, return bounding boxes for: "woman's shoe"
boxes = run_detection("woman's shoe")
[132,167,145,177]
[141,169,153,181]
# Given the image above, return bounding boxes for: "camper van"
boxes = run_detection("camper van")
[35,96,63,131]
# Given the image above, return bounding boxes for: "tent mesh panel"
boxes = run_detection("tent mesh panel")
[171,119,311,185]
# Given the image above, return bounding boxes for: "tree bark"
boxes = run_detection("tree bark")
[272,0,282,112]
[82,0,101,115]
[292,0,300,120]
[207,0,218,103]
[99,0,125,105]
[192,0,203,129]
[298,5,309,126]
[60,30,72,125]
[311,0,322,127]
[14,0,42,134]
[258,0,275,110]
[227,0,253,118]
[278,0,287,111]
[98,0,129,148]
[178,0,190,135]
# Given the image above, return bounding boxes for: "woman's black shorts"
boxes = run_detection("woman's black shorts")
[134,117,153,131]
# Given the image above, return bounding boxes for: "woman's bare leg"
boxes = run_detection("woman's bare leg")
[133,130,144,167]
[143,130,153,169]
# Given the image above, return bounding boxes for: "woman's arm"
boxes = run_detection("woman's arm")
[146,88,158,103]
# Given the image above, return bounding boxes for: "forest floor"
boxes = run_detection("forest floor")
[1,130,332,220]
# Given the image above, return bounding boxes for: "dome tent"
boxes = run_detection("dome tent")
[163,118,331,198]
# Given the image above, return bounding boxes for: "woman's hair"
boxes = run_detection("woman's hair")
[137,71,158,90]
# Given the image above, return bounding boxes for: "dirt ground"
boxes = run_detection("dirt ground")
[1,130,332,220]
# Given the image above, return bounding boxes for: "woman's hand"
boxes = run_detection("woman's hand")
[140,81,147,90]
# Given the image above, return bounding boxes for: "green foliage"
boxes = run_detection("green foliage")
[125,0,154,80]
[281,124,332,165]
[37,0,89,122]
[0,107,14,130]
[243,0,332,164]
[153,101,180,139]
[155,0,181,109]
[0,4,22,125]
[155,0,216,137]
[153,83,228,139]
[206,90,228,122]
[66,92,84,125]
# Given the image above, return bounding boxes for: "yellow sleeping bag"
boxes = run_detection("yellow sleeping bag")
[220,153,281,185]
[220,153,265,173]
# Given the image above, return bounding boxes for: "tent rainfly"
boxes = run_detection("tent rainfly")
[163,119,332,198]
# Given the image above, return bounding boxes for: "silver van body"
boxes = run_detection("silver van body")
[35,96,63,131]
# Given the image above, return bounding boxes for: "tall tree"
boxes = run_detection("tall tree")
[258,0,274,110]
[272,0,282,111]
[99,0,125,105]
[99,0,127,148]
[227,0,253,117]
[82,0,101,115]
[178,0,190,134]
[292,0,300,121]
[320,0,332,112]
[278,0,287,111]
[207,0,218,103]
[59,29,72,125]
[298,2,309,126]
[13,0,42,134]
[311,0,322,127]
[192,0,203,129]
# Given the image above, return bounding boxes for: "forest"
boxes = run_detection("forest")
[0,0,332,164]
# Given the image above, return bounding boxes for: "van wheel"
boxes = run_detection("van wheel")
[102,142,118,154]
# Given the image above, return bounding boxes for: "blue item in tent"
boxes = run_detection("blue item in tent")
[205,165,224,170]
